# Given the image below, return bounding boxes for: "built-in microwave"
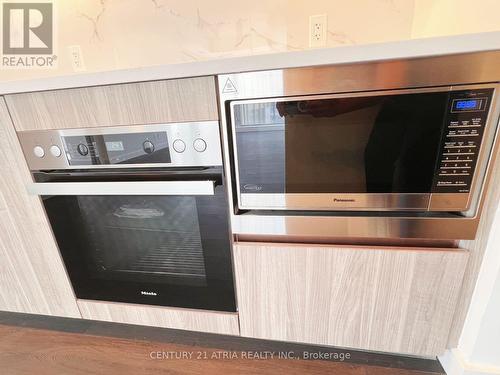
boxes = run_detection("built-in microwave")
[228,85,496,212]
[218,51,500,240]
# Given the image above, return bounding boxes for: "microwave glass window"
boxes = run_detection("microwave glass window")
[232,92,450,193]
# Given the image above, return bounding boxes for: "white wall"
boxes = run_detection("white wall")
[0,0,416,81]
[411,0,500,38]
[3,0,500,82]
[440,204,500,374]
[471,270,500,367]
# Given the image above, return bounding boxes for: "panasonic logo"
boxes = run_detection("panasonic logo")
[333,198,356,202]
[140,291,158,296]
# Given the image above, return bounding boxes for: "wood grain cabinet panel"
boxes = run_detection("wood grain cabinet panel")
[5,76,218,131]
[233,242,468,357]
[0,98,80,318]
[78,300,240,336]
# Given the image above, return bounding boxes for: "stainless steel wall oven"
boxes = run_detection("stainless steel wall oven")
[218,51,500,240]
[19,122,236,312]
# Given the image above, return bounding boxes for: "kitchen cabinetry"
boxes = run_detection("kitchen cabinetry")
[234,242,468,357]
[0,98,80,317]
[5,76,218,131]
[78,300,239,335]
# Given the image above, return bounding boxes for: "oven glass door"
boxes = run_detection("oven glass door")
[41,184,236,312]
[231,90,451,210]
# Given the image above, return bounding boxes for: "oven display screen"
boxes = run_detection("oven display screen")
[105,141,125,151]
[453,99,481,111]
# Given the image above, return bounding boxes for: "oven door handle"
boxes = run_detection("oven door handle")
[26,180,216,196]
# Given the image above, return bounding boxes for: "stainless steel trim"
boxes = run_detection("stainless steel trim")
[230,214,479,240]
[219,51,500,101]
[428,193,469,211]
[240,193,430,211]
[229,85,454,107]
[217,51,500,240]
[18,121,223,171]
[27,180,215,196]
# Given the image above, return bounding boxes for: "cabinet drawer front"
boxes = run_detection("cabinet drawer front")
[78,300,239,336]
[234,242,468,357]
[5,76,218,131]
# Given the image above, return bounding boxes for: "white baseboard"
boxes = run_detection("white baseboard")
[439,349,500,375]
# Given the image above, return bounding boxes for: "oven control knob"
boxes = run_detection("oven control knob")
[33,145,45,158]
[173,139,186,153]
[77,143,89,156]
[143,140,155,154]
[50,145,62,158]
[193,138,207,153]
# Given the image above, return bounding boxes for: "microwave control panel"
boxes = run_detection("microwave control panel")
[432,88,494,193]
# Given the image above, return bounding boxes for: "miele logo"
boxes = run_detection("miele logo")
[243,184,262,192]
[333,198,356,202]
[140,291,158,296]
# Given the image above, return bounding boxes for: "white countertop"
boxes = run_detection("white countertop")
[1,31,499,95]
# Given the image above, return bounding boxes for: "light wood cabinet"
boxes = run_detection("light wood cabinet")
[0,98,80,318]
[78,300,239,336]
[5,76,218,131]
[234,242,468,357]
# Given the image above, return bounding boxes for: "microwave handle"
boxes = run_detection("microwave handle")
[26,180,215,196]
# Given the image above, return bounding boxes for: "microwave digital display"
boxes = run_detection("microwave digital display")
[456,100,478,110]
[452,98,484,112]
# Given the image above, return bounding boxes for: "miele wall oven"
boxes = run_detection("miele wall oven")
[18,122,236,312]
[218,51,500,240]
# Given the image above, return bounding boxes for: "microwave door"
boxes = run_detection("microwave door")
[231,92,449,211]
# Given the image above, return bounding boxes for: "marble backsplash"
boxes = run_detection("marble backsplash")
[1,0,499,81]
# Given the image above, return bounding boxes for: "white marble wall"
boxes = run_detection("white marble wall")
[412,0,500,38]
[1,0,499,81]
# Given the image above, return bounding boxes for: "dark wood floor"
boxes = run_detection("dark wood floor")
[0,323,442,375]
[0,311,445,375]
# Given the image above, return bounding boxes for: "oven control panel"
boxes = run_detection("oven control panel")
[18,121,223,170]
[63,131,171,166]
[432,89,494,193]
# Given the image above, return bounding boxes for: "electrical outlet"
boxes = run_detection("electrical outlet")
[309,14,327,48]
[68,45,86,72]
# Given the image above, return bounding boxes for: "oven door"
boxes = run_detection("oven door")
[30,169,236,312]
[230,89,452,211]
